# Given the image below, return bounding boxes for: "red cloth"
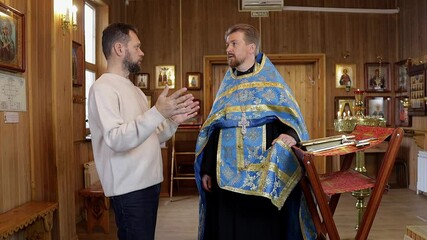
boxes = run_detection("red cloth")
[320,169,375,195]
[310,125,394,157]
[310,125,394,195]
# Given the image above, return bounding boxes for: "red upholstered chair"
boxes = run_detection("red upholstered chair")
[293,126,404,240]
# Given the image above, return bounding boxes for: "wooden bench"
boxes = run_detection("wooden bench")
[79,161,109,234]
[406,225,427,240]
[0,201,58,240]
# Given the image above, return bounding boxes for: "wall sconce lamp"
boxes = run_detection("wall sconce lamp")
[61,5,78,33]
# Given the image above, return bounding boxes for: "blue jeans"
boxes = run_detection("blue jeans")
[110,183,161,240]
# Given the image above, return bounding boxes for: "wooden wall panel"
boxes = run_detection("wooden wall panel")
[53,0,76,237]
[180,1,204,77]
[0,118,31,208]
[262,11,324,54]
[191,0,257,57]
[122,0,181,105]
[121,0,400,135]
[27,0,55,202]
[0,0,31,211]
[399,0,427,59]
[105,0,126,24]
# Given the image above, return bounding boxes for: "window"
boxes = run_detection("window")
[84,2,96,129]
[85,3,96,65]
[84,1,107,130]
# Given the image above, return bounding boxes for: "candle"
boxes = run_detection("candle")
[72,5,77,26]
[347,110,350,117]
[65,7,70,22]
[354,89,364,94]
[337,111,341,119]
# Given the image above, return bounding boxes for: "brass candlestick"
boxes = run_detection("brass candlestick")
[334,89,386,230]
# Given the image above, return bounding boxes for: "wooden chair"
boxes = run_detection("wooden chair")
[293,126,404,240]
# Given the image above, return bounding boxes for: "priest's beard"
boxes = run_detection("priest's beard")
[123,51,141,74]
[227,54,243,69]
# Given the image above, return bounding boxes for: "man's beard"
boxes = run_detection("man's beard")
[124,51,141,74]
[227,54,242,68]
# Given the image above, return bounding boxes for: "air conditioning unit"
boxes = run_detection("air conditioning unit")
[239,0,284,11]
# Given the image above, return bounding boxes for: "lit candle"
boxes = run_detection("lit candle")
[337,111,341,119]
[354,89,364,94]
[343,112,346,119]
[65,7,70,22]
[347,110,350,117]
[72,5,77,26]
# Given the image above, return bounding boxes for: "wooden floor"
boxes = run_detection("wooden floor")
[76,188,427,240]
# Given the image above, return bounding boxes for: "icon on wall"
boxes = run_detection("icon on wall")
[335,64,356,92]
[155,65,175,89]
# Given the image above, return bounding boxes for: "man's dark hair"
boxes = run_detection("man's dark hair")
[102,23,138,60]
[224,23,260,54]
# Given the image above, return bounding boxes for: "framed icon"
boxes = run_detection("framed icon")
[135,73,150,90]
[395,97,411,127]
[394,59,411,94]
[155,65,175,89]
[0,3,25,72]
[185,72,202,90]
[334,96,356,119]
[365,62,391,92]
[72,41,84,86]
[366,96,392,126]
[335,64,356,90]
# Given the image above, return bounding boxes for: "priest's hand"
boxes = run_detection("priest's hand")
[202,174,212,192]
[272,134,297,147]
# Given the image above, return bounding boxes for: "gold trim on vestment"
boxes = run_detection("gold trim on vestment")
[216,82,290,101]
[203,105,300,128]
[236,128,244,170]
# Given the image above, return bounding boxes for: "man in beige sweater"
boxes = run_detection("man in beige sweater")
[88,22,199,240]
